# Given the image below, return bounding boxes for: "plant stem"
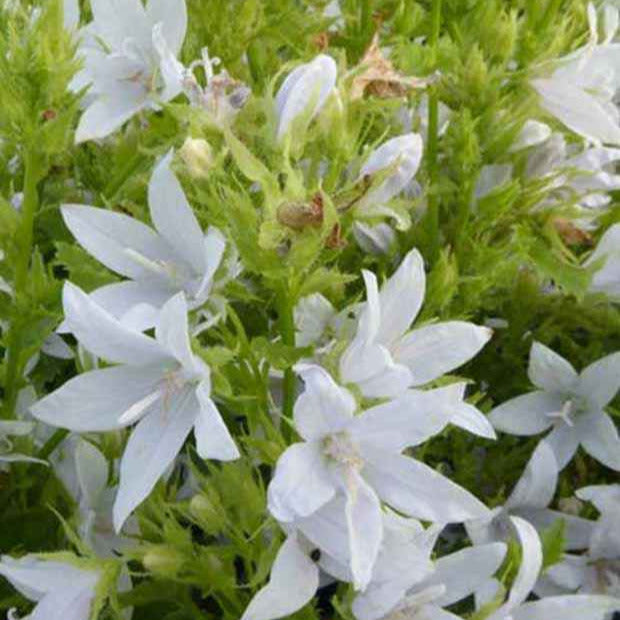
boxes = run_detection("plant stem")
[276,285,296,424]
[36,428,69,460]
[425,0,442,263]
[3,149,42,418]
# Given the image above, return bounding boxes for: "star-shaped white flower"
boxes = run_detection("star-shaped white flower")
[481,516,620,620]
[0,555,101,620]
[267,364,490,589]
[339,248,492,400]
[489,341,620,471]
[532,2,620,146]
[537,484,620,599]
[31,284,239,531]
[467,442,593,552]
[275,54,338,143]
[71,0,188,143]
[61,151,226,332]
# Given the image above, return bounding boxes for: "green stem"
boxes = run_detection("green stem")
[3,150,42,418]
[36,428,70,460]
[538,0,563,33]
[425,0,442,263]
[276,286,296,425]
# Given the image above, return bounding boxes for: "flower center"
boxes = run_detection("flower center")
[322,432,363,469]
[546,397,589,427]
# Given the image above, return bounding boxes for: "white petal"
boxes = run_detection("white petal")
[241,535,319,620]
[87,280,176,331]
[294,294,337,347]
[429,543,507,607]
[267,442,335,522]
[450,399,497,439]
[375,248,426,346]
[576,484,620,515]
[61,205,174,280]
[505,516,543,611]
[75,440,108,510]
[362,448,490,523]
[63,0,80,30]
[343,469,383,591]
[294,364,356,441]
[576,351,620,409]
[30,365,164,432]
[506,441,558,510]
[544,424,580,470]
[352,581,411,620]
[393,321,492,386]
[511,595,620,620]
[412,607,463,620]
[515,508,593,550]
[577,411,620,471]
[146,0,187,55]
[488,391,561,436]
[528,342,578,395]
[532,78,620,145]
[30,575,99,620]
[113,387,197,531]
[510,120,552,152]
[350,388,452,452]
[194,382,239,461]
[89,0,150,50]
[155,293,195,370]
[75,86,147,144]
[62,283,171,366]
[148,151,206,275]
[276,55,337,141]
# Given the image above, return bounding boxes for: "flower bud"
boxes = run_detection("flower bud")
[352,222,395,255]
[189,493,223,533]
[180,137,213,179]
[142,545,185,578]
[277,194,324,230]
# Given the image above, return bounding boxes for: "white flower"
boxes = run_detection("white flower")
[482,516,620,620]
[339,248,492,401]
[72,0,187,143]
[275,54,338,142]
[267,364,489,589]
[352,222,396,256]
[0,555,101,620]
[354,134,424,225]
[537,484,620,599]
[489,341,620,471]
[531,3,620,145]
[31,284,239,531]
[61,151,226,332]
[586,223,620,299]
[509,120,553,152]
[467,442,593,551]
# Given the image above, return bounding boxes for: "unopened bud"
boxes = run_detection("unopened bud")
[189,493,222,533]
[277,194,324,230]
[143,545,185,577]
[180,137,213,179]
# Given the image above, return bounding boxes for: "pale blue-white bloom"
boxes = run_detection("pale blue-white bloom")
[537,484,620,599]
[354,134,424,226]
[480,516,620,620]
[275,54,338,142]
[0,555,101,620]
[71,0,187,143]
[532,3,620,145]
[489,341,620,471]
[466,442,593,552]
[352,222,396,255]
[61,151,226,332]
[586,223,620,299]
[339,248,492,402]
[267,364,490,590]
[31,284,239,531]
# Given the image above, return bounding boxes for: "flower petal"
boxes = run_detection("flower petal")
[75,440,108,510]
[577,411,620,471]
[343,469,383,591]
[194,381,239,461]
[267,442,335,522]
[576,351,620,410]
[61,205,174,280]
[30,365,164,432]
[294,364,356,441]
[488,391,561,436]
[506,441,558,510]
[528,342,578,395]
[89,0,150,49]
[375,249,426,346]
[146,0,187,55]
[511,595,620,620]
[241,535,319,620]
[544,423,580,470]
[393,321,492,386]
[62,282,171,366]
[155,293,195,370]
[362,448,490,523]
[113,387,197,531]
[148,151,206,275]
